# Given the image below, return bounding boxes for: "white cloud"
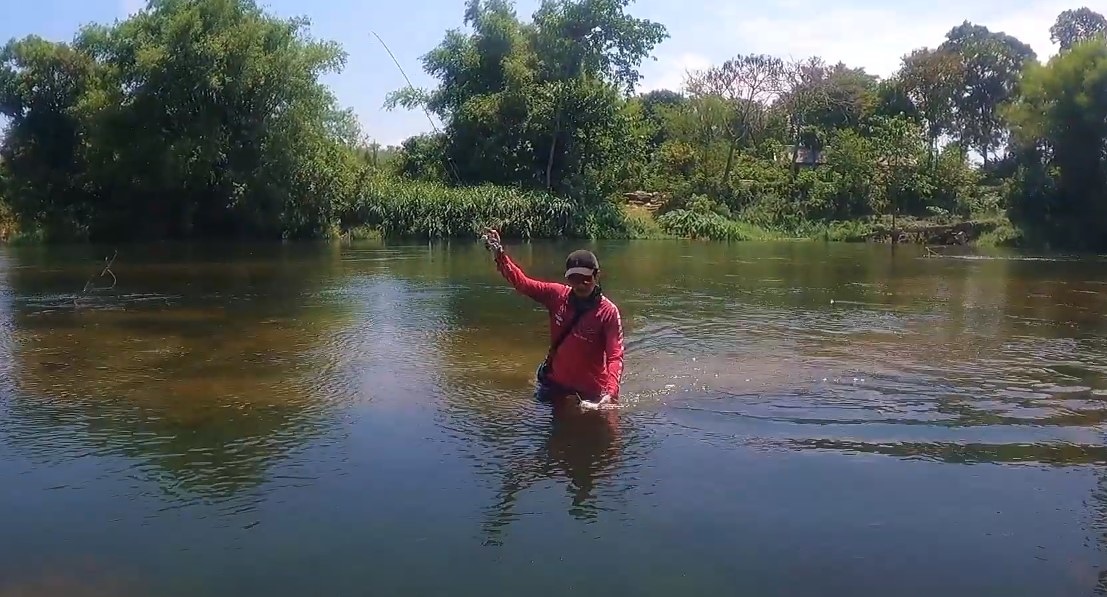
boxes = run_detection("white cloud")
[639,52,713,93]
[636,0,1073,93]
[120,0,145,17]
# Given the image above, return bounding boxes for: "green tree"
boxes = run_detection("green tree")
[869,77,921,122]
[0,0,363,241]
[393,133,450,181]
[815,128,878,219]
[866,114,930,222]
[0,35,99,239]
[633,88,685,148]
[810,63,879,131]
[1005,40,1107,250]
[387,0,667,200]
[776,57,834,179]
[684,54,784,187]
[938,22,1038,165]
[1050,7,1107,51]
[897,48,961,162]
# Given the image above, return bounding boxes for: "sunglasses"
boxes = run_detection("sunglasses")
[567,273,594,284]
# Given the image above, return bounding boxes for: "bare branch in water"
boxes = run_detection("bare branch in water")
[75,250,118,307]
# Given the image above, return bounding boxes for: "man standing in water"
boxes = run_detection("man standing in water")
[481,228,624,409]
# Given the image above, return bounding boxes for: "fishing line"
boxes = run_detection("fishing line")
[370,31,464,185]
[369,30,506,240]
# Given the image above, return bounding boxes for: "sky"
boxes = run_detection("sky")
[1,0,1098,146]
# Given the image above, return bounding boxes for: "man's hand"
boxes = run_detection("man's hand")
[481,228,503,256]
[580,393,614,410]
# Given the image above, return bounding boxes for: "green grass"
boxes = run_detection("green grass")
[655,209,780,241]
[975,216,1022,247]
[620,204,669,239]
[339,178,1010,246]
[343,176,635,240]
[810,219,877,242]
[341,224,382,241]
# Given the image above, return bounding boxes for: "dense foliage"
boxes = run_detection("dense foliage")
[1004,41,1107,250]
[1,0,1105,250]
[0,0,381,241]
[387,2,1106,249]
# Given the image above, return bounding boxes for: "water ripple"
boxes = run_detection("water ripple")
[1,241,1106,596]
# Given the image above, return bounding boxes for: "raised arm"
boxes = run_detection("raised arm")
[484,229,564,306]
[600,304,625,400]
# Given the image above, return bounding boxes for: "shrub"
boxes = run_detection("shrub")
[656,209,775,241]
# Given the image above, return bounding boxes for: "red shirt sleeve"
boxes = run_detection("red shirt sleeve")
[601,304,625,398]
[494,251,564,308]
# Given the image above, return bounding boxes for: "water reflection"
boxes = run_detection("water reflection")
[428,317,650,545]
[479,404,624,545]
[0,560,147,597]
[0,239,1105,596]
[0,251,14,398]
[0,242,352,504]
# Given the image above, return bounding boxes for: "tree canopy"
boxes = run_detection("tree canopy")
[385,0,668,200]
[0,0,368,241]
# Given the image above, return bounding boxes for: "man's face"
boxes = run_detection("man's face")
[568,271,597,297]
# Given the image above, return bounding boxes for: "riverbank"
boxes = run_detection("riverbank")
[337,179,1022,247]
[0,182,1022,248]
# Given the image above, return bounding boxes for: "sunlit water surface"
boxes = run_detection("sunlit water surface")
[1,240,1106,596]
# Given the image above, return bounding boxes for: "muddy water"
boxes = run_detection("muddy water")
[1,240,1105,596]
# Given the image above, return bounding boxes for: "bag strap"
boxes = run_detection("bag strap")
[543,302,592,369]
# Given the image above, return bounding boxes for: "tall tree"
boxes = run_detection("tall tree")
[0,36,99,237]
[776,57,854,179]
[634,88,685,147]
[530,0,666,189]
[387,0,667,199]
[530,0,668,94]
[866,114,930,222]
[685,54,785,186]
[1005,40,1107,250]
[0,0,361,241]
[1050,7,1107,51]
[938,21,1037,164]
[811,62,879,131]
[898,48,961,162]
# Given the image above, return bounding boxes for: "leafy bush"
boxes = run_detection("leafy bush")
[656,209,775,241]
[817,219,876,242]
[976,215,1022,247]
[0,196,15,242]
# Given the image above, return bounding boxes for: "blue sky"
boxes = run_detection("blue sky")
[1,0,1084,146]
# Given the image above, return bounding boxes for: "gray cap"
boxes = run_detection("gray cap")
[564,250,599,278]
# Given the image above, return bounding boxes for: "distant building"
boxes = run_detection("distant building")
[777,144,920,169]
[779,145,827,168]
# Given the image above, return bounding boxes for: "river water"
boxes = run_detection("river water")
[1,239,1105,596]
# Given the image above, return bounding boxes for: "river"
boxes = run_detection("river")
[0,239,1105,596]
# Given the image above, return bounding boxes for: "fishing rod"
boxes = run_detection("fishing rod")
[369,31,463,185]
[370,32,511,243]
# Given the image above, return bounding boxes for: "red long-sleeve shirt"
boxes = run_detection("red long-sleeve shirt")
[495,251,625,400]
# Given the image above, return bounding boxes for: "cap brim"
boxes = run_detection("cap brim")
[565,266,594,278]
